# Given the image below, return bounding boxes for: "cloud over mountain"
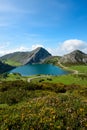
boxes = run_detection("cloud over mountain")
[52,39,87,56]
[0,39,87,56]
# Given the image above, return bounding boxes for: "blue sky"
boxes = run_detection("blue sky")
[0,0,87,56]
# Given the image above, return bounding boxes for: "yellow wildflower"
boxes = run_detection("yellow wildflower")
[79,108,84,112]
[57,126,61,129]
[85,124,87,127]
[53,115,55,119]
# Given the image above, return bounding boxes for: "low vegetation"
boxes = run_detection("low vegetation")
[0,73,26,81]
[0,74,87,129]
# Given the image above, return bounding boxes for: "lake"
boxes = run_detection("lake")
[10,64,68,76]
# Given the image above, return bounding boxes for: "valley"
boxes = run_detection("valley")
[0,47,87,130]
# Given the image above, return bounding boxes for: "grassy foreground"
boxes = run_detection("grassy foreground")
[0,64,87,130]
[0,76,87,130]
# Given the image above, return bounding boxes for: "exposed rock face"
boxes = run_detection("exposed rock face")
[60,50,87,64]
[0,47,51,66]
[26,47,52,64]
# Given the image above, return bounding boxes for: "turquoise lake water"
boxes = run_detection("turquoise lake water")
[10,64,68,76]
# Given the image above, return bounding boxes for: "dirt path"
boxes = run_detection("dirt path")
[27,62,85,83]
[58,61,78,74]
[27,75,49,82]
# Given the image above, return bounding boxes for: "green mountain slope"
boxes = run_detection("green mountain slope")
[43,56,61,65]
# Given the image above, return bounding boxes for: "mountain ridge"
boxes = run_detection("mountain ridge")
[60,50,87,64]
[0,48,87,67]
[0,47,51,66]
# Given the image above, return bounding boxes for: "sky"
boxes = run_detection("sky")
[0,0,87,56]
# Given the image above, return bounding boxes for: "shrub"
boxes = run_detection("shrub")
[47,78,52,81]
[39,79,45,82]
[0,95,87,130]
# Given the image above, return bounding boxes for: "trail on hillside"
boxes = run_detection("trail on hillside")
[27,75,49,82]
[58,61,78,74]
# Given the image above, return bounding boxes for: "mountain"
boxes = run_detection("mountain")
[0,47,51,66]
[60,50,87,64]
[0,61,15,74]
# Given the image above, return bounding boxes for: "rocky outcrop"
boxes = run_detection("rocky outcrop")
[26,47,51,64]
[60,50,87,64]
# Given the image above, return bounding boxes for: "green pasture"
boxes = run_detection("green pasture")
[69,65,87,74]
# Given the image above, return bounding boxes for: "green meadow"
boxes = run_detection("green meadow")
[69,65,87,74]
[31,74,87,86]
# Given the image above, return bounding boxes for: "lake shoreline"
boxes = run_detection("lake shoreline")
[9,63,69,76]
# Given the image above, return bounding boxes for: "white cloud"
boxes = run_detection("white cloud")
[61,39,86,51]
[0,42,30,56]
[15,46,30,52]
[0,42,45,56]
[53,39,87,56]
[0,39,87,57]
[32,44,44,50]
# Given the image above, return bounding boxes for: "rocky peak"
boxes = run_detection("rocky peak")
[26,47,52,64]
[60,50,87,64]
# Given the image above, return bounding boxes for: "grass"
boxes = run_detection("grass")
[51,74,87,85]
[31,74,87,86]
[0,73,28,82]
[5,60,22,66]
[0,80,87,129]
[69,65,87,74]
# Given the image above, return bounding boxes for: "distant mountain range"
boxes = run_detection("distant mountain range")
[0,48,87,74]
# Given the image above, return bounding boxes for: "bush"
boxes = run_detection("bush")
[47,78,52,81]
[0,95,87,130]
[39,79,45,82]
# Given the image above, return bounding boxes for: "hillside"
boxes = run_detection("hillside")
[60,50,87,64]
[0,61,15,74]
[0,47,51,66]
[43,56,61,65]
